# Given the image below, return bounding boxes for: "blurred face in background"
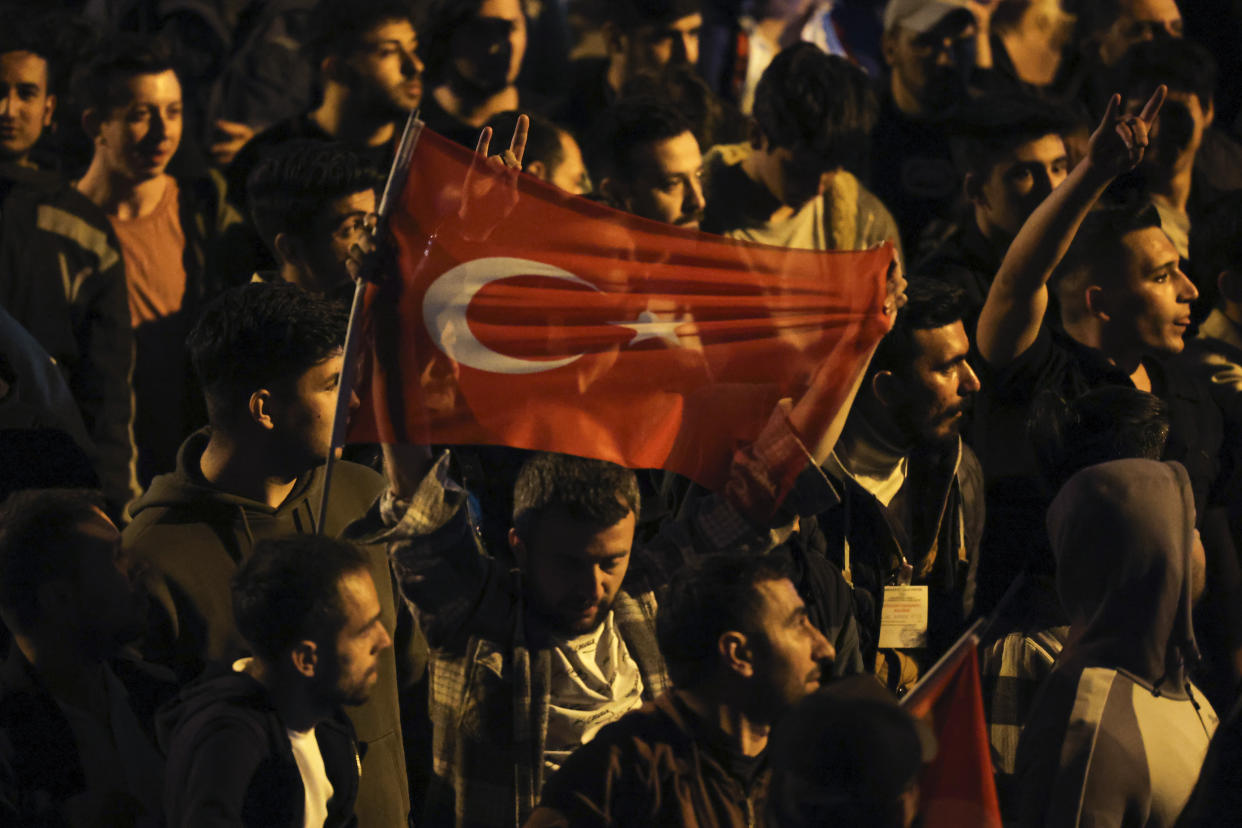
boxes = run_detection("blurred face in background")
[0,50,54,164]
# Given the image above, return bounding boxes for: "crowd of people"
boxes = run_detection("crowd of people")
[1,0,1242,825]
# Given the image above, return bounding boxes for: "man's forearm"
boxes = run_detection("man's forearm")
[976,160,1113,367]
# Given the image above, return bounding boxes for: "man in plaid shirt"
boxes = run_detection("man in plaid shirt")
[364,261,904,826]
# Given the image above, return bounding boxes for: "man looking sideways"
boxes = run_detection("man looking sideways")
[159,536,392,827]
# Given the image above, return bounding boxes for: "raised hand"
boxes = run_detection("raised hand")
[456,114,530,236]
[1086,86,1167,179]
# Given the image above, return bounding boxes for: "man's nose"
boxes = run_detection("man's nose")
[402,48,423,77]
[1178,269,1199,302]
[814,626,835,663]
[961,361,982,394]
[685,177,705,213]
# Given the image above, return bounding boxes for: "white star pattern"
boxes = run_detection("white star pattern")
[609,309,686,347]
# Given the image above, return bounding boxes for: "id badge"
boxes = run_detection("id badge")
[878,585,929,649]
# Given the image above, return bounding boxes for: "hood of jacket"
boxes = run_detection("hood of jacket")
[128,428,328,548]
[1047,458,1200,689]
[155,663,276,752]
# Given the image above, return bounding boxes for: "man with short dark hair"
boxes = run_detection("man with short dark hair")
[702,45,901,257]
[0,11,136,514]
[970,83,1236,678]
[124,282,417,827]
[0,489,175,826]
[919,95,1072,331]
[74,36,244,484]
[420,0,531,148]
[159,535,391,827]
[590,96,705,228]
[246,140,385,299]
[811,278,983,690]
[524,553,834,827]
[559,0,702,139]
[485,110,590,196]
[227,0,423,209]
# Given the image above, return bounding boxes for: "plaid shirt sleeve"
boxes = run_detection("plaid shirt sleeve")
[632,404,840,591]
[364,450,517,648]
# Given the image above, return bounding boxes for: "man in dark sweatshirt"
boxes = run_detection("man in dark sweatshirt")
[124,282,419,827]
[159,535,389,827]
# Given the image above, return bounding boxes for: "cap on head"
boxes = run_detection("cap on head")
[884,0,975,33]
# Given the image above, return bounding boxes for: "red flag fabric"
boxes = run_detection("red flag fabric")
[904,637,1004,828]
[348,125,895,489]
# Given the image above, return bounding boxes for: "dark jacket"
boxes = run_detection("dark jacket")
[817,438,985,681]
[124,428,420,827]
[0,647,178,827]
[530,691,770,828]
[0,163,135,511]
[157,664,359,828]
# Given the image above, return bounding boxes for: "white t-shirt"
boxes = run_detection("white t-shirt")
[287,727,335,828]
[543,611,645,773]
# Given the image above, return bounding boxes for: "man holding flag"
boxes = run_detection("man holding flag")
[344,115,903,825]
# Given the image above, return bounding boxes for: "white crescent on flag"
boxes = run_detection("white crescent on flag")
[422,257,599,375]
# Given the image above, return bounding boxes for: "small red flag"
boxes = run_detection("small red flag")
[348,125,895,489]
[904,631,1003,828]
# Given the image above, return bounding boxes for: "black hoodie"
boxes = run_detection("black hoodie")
[157,664,359,828]
[125,428,418,827]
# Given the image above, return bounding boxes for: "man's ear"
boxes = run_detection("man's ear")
[290,640,318,678]
[321,54,344,85]
[748,119,766,152]
[508,528,528,569]
[273,232,305,269]
[719,630,754,678]
[598,176,626,210]
[249,388,277,430]
[881,29,899,68]
[1217,270,1242,304]
[603,22,627,58]
[1084,284,1111,322]
[871,369,901,408]
[42,94,56,128]
[963,170,986,206]
[81,108,101,141]
[526,160,548,182]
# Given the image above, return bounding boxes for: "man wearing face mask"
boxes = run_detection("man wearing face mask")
[419,0,533,148]
[872,0,1001,256]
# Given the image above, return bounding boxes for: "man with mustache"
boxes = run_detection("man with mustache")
[591,96,706,230]
[159,536,393,827]
[420,0,532,149]
[812,277,984,693]
[524,553,834,828]
[701,44,902,259]
[227,0,424,215]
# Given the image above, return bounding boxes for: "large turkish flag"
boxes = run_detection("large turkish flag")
[348,124,895,489]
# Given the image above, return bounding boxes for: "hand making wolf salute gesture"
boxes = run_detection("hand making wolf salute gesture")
[1088,86,1168,178]
[977,86,1168,369]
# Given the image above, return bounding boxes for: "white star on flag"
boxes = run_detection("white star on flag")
[609,309,687,347]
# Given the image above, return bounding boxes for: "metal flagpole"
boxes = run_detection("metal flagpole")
[316,110,425,534]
